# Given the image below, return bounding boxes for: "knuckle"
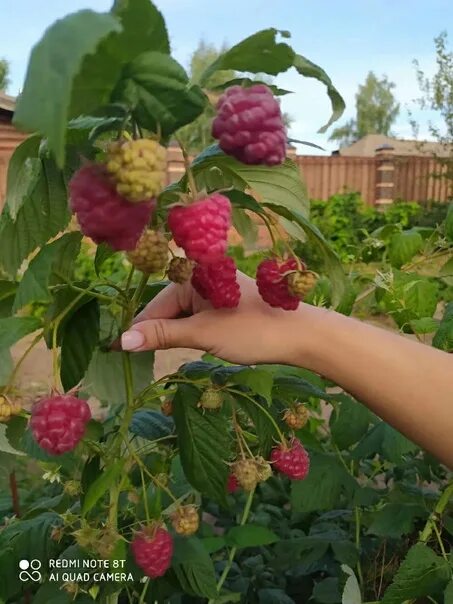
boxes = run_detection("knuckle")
[151,319,170,349]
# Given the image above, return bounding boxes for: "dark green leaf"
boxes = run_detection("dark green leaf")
[313,578,341,604]
[368,503,425,538]
[84,349,154,404]
[272,537,329,570]
[381,544,450,604]
[232,207,258,246]
[60,299,100,391]
[94,243,116,275]
[445,579,453,604]
[4,135,42,218]
[113,51,207,137]
[291,453,357,513]
[0,424,25,456]
[0,317,41,348]
[216,366,273,405]
[0,349,13,386]
[226,525,279,549]
[33,583,71,604]
[353,422,417,463]
[129,409,174,440]
[235,394,279,457]
[82,461,122,515]
[14,10,121,165]
[331,541,358,566]
[0,280,17,318]
[172,536,218,599]
[258,589,295,604]
[273,375,331,402]
[111,0,169,57]
[202,536,226,554]
[409,317,439,334]
[199,29,294,86]
[388,230,423,268]
[172,384,232,506]
[13,232,82,312]
[0,157,71,276]
[330,396,371,450]
[292,54,345,132]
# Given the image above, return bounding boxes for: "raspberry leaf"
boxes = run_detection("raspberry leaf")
[172,384,232,506]
[199,29,295,86]
[172,536,218,599]
[293,54,345,133]
[113,51,207,137]
[388,229,424,268]
[4,135,42,219]
[129,410,174,440]
[0,317,41,349]
[225,525,279,549]
[14,11,122,166]
[0,158,72,276]
[381,544,450,604]
[60,299,100,391]
[330,395,371,450]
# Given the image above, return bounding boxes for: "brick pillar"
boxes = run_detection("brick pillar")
[286,145,297,162]
[166,143,185,185]
[375,144,395,207]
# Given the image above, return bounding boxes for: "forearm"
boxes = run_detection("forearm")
[294,305,453,467]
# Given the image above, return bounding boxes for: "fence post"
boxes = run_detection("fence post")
[375,144,395,207]
[166,142,185,185]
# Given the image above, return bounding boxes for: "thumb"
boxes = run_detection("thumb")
[120,317,202,352]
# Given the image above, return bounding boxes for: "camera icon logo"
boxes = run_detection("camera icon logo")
[19,559,42,582]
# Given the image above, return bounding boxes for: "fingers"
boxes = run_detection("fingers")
[121,316,204,352]
[133,283,188,324]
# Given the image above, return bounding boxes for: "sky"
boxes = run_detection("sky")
[1,0,451,154]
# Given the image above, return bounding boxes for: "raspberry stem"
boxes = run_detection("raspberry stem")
[208,487,255,603]
[177,136,198,199]
[227,388,285,443]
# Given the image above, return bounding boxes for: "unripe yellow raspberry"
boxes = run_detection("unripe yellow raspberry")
[171,505,199,536]
[0,396,21,423]
[127,229,169,274]
[255,456,273,482]
[231,459,258,492]
[167,257,195,284]
[283,404,309,430]
[287,271,317,300]
[198,388,223,410]
[106,138,166,202]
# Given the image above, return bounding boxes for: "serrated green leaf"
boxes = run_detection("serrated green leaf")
[272,537,329,570]
[82,461,122,515]
[331,541,358,567]
[14,10,121,165]
[13,232,82,312]
[388,230,423,268]
[226,525,279,549]
[273,375,331,402]
[381,543,450,604]
[199,29,294,86]
[258,589,295,604]
[0,317,41,348]
[445,204,453,242]
[0,281,17,318]
[60,299,100,391]
[353,422,417,463]
[33,583,71,604]
[409,317,439,334]
[291,453,357,513]
[129,410,174,440]
[111,0,169,57]
[232,207,258,246]
[0,157,71,276]
[368,503,425,538]
[216,367,273,405]
[172,536,218,599]
[84,349,154,405]
[293,54,345,132]
[330,396,371,450]
[4,135,42,218]
[113,51,207,137]
[172,384,232,506]
[235,393,279,457]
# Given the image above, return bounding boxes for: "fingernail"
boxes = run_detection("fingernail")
[121,330,145,351]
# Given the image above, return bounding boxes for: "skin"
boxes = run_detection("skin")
[121,273,453,468]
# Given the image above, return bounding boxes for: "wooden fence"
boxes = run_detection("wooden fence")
[0,129,452,210]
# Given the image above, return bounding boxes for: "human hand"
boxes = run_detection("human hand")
[120,272,314,366]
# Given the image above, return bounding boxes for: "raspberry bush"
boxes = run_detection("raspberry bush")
[0,2,451,603]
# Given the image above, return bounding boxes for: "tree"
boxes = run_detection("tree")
[329,71,400,146]
[412,31,453,192]
[0,58,9,91]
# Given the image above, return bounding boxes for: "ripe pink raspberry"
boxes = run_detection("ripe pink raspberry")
[191,257,240,308]
[256,257,300,310]
[212,84,286,166]
[69,164,155,251]
[30,395,91,455]
[271,438,310,480]
[227,473,239,493]
[131,527,173,578]
[167,194,231,263]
